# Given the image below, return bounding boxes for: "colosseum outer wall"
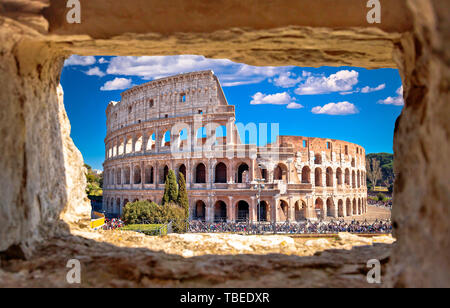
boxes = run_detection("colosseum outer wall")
[102,71,368,223]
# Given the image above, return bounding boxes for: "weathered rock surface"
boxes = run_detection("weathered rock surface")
[0,0,448,287]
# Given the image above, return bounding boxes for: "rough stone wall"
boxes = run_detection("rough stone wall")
[387,0,450,288]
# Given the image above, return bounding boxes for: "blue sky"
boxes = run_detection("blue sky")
[61,55,404,170]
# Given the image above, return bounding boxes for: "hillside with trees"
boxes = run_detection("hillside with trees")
[366,153,394,191]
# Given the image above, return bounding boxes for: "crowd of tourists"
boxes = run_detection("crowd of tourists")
[368,198,393,208]
[103,218,125,230]
[188,219,392,234]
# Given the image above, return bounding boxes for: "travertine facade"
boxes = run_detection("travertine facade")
[103,71,367,222]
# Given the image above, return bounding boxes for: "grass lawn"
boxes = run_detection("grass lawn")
[120,224,168,235]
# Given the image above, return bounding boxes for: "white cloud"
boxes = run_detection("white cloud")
[85,67,105,77]
[100,78,133,91]
[286,102,304,109]
[98,57,108,64]
[271,72,303,88]
[295,70,359,95]
[105,55,290,87]
[361,83,386,93]
[64,55,96,66]
[311,102,359,115]
[250,92,296,107]
[378,86,404,106]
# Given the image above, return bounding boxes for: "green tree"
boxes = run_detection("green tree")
[366,158,382,191]
[162,169,178,205]
[177,173,189,219]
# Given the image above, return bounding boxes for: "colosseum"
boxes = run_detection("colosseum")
[102,70,368,222]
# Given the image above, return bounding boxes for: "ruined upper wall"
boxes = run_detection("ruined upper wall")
[106,71,229,134]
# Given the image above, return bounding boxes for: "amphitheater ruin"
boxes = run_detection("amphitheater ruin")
[103,70,368,222]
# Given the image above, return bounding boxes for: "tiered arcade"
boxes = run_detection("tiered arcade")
[103,70,368,222]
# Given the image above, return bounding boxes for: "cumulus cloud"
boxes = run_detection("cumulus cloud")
[286,102,304,109]
[250,92,297,107]
[378,86,404,106]
[98,57,108,64]
[85,67,105,77]
[105,55,290,87]
[311,102,359,115]
[100,78,133,91]
[294,70,359,95]
[64,55,96,66]
[270,72,303,88]
[361,83,386,93]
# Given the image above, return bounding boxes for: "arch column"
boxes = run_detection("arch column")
[288,196,295,222]
[250,196,257,222]
[272,196,279,223]
[227,196,234,222]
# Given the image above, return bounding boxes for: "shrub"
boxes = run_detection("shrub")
[162,170,178,205]
[164,202,187,233]
[377,193,387,202]
[177,173,189,219]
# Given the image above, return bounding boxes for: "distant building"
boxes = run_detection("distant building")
[103,71,367,221]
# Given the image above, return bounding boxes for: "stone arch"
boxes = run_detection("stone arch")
[336,168,343,185]
[116,198,121,215]
[274,163,288,181]
[195,163,206,183]
[326,167,333,187]
[258,201,269,222]
[346,198,352,216]
[301,166,311,184]
[123,166,131,184]
[352,170,356,188]
[353,198,357,215]
[351,157,356,167]
[133,165,141,184]
[125,136,133,154]
[295,200,307,221]
[145,166,154,184]
[338,199,344,217]
[214,162,227,183]
[160,165,169,184]
[235,200,249,222]
[118,138,125,155]
[237,162,249,183]
[326,198,334,217]
[315,198,324,219]
[116,168,122,185]
[279,200,289,222]
[315,153,322,164]
[315,167,323,186]
[345,168,350,185]
[178,164,187,181]
[134,134,143,152]
[146,132,156,151]
[194,200,206,221]
[358,198,362,215]
[214,200,227,222]
[161,130,171,147]
[357,170,361,187]
[215,125,227,145]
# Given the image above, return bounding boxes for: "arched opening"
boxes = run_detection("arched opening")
[118,138,124,155]
[145,166,154,184]
[352,171,356,188]
[274,164,287,181]
[214,201,227,222]
[315,168,322,186]
[353,199,357,215]
[345,168,350,185]
[178,164,186,181]
[194,200,206,221]
[124,167,131,184]
[326,167,333,187]
[215,125,227,145]
[279,200,288,221]
[258,201,268,222]
[215,162,227,183]
[346,198,352,216]
[237,163,249,183]
[161,130,171,147]
[336,168,343,185]
[134,165,141,184]
[351,158,356,167]
[301,166,311,184]
[116,198,121,215]
[338,200,344,217]
[236,200,249,222]
[111,169,115,185]
[135,135,143,152]
[357,170,361,187]
[146,132,156,151]
[160,165,169,184]
[195,163,206,183]
[125,136,133,154]
[315,198,324,219]
[326,198,334,217]
[358,199,362,215]
[116,168,122,185]
[295,201,307,221]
